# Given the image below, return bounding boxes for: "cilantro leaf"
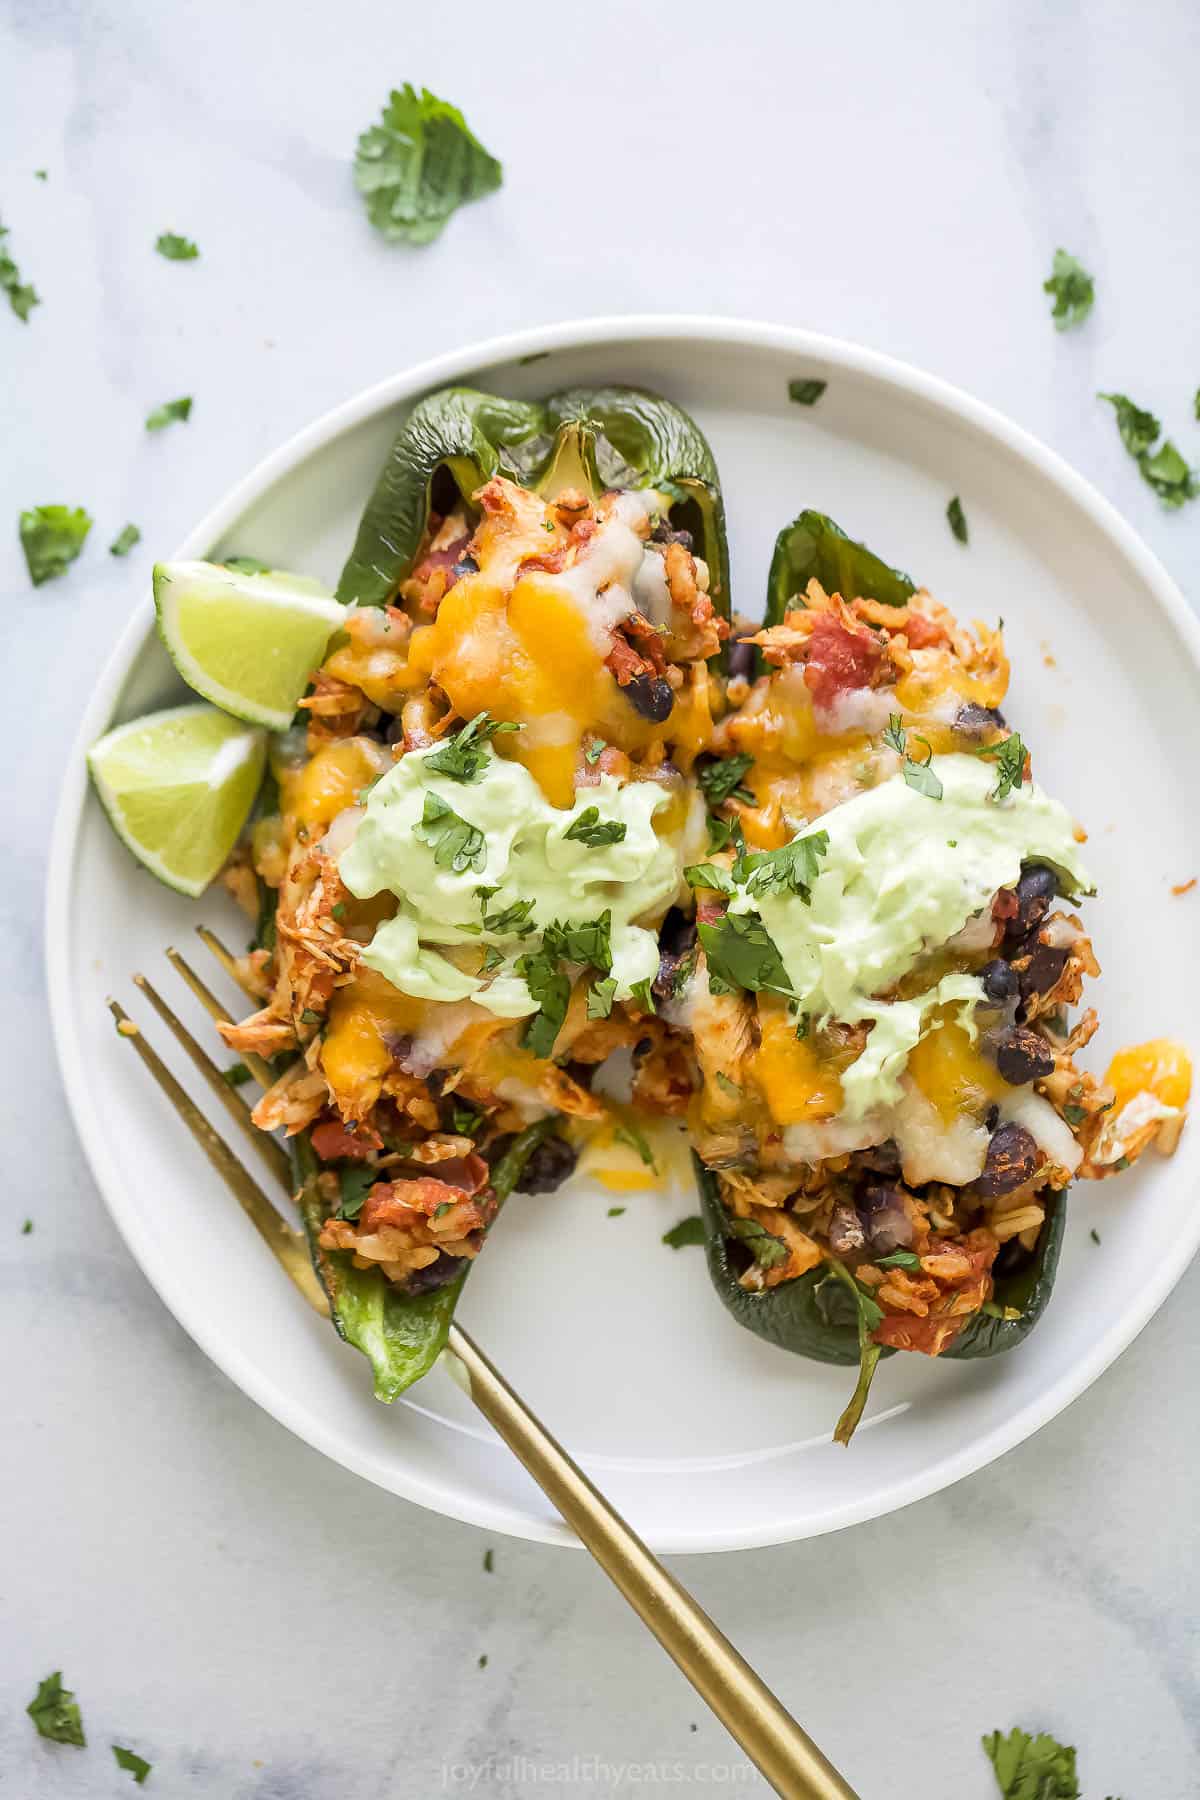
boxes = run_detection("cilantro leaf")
[697,753,755,807]
[740,830,829,899]
[425,712,519,781]
[726,1214,788,1269]
[543,913,612,973]
[481,897,535,936]
[19,505,92,586]
[27,1672,85,1746]
[155,231,199,261]
[145,395,192,431]
[630,976,656,1014]
[1140,439,1199,509]
[607,1205,626,1217]
[112,1744,152,1784]
[0,218,39,322]
[663,1215,705,1249]
[972,732,1027,801]
[874,1249,922,1269]
[715,1071,742,1099]
[698,913,790,995]
[563,805,627,847]
[684,861,736,895]
[946,495,968,544]
[982,1727,1080,1799]
[516,951,570,1059]
[355,85,503,245]
[109,522,141,557]
[706,813,741,854]
[586,976,617,1019]
[220,1062,252,1088]
[1043,249,1094,330]
[481,945,505,972]
[336,1164,376,1222]
[413,792,487,873]
[788,378,827,406]
[1099,391,1160,458]
[584,738,607,764]
[902,751,943,801]
[882,713,907,756]
[614,1121,656,1169]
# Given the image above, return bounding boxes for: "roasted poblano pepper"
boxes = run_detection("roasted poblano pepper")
[764,508,916,629]
[293,1118,560,1401]
[336,382,731,628]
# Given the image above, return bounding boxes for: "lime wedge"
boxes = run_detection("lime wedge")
[87,703,267,897]
[153,559,344,730]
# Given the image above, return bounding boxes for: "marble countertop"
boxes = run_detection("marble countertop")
[4,0,1199,1793]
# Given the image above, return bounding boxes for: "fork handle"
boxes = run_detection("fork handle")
[446,1324,859,1800]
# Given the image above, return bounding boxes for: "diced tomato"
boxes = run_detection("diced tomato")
[901,611,946,649]
[803,614,883,709]
[424,1153,491,1196]
[310,1119,382,1162]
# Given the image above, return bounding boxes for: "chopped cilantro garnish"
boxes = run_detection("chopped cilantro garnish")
[0,218,39,322]
[112,1745,152,1784]
[563,806,627,847]
[946,495,968,543]
[355,85,503,245]
[414,792,487,873]
[586,976,617,1019]
[481,896,535,936]
[1099,391,1160,458]
[543,913,612,973]
[336,1165,376,1222]
[874,1249,922,1269]
[705,813,740,854]
[714,1071,741,1099]
[630,976,656,1014]
[27,1672,85,1746]
[516,951,571,1059]
[1140,439,1199,508]
[882,713,907,756]
[982,1726,1080,1799]
[220,1062,252,1088]
[881,715,942,798]
[740,830,829,899]
[19,505,92,586]
[155,231,199,261]
[584,739,607,764]
[481,945,505,972]
[788,378,827,406]
[698,912,791,996]
[483,1548,494,1572]
[607,1205,626,1217]
[684,861,735,895]
[452,1104,483,1137]
[145,395,192,431]
[726,1214,788,1269]
[21,1219,32,1234]
[1062,1103,1087,1127]
[613,1120,656,1169]
[662,1216,705,1249]
[697,753,755,808]
[425,712,520,781]
[1090,1227,1101,1245]
[1043,248,1094,329]
[971,731,1027,801]
[109,522,141,557]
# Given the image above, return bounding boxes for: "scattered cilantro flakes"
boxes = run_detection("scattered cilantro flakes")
[27,1672,86,1746]
[1099,391,1160,458]
[697,753,755,807]
[607,1206,626,1217]
[1090,1227,1101,1245]
[483,1548,494,1573]
[426,712,519,781]
[613,1121,656,1169]
[355,85,503,245]
[481,896,535,936]
[1062,1103,1087,1127]
[788,378,827,406]
[982,1726,1080,1800]
[452,1104,483,1137]
[336,1165,376,1222]
[1195,387,1200,421]
[220,1062,252,1088]
[1141,438,1199,508]
[109,522,141,557]
[19,505,92,586]
[629,976,656,1014]
[874,1249,922,1269]
[0,218,39,321]
[112,1744,152,1784]
[155,232,199,260]
[663,1215,705,1249]
[34,169,47,181]
[879,715,942,798]
[726,1214,788,1269]
[516,950,571,1059]
[413,792,487,873]
[563,806,626,847]
[478,1653,488,1669]
[586,975,617,1019]
[145,395,192,431]
[971,731,1027,801]
[946,495,968,543]
[21,1219,32,1234]
[1043,248,1094,330]
[584,738,607,764]
[481,944,505,973]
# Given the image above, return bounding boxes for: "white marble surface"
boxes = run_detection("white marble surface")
[3,0,1199,1793]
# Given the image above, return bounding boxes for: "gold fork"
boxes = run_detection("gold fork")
[110,928,860,1800]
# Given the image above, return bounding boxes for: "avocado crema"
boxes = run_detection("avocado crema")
[338,743,687,1014]
[726,753,1095,1119]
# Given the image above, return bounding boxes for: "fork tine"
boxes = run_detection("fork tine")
[108,999,328,1317]
[165,947,275,1090]
[196,923,260,1000]
[134,973,292,1192]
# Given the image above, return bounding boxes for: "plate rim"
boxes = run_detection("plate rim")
[46,312,1200,1552]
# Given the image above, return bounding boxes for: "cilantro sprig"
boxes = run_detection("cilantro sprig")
[355,85,503,245]
[1099,391,1198,509]
[155,231,199,260]
[19,505,92,586]
[563,806,627,847]
[425,712,520,782]
[982,1726,1080,1799]
[0,217,39,321]
[414,792,487,873]
[697,753,755,808]
[882,714,943,800]
[971,731,1027,801]
[1043,248,1094,330]
[145,395,192,431]
[27,1671,85,1746]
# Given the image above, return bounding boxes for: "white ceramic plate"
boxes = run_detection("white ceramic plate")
[48,317,1200,1552]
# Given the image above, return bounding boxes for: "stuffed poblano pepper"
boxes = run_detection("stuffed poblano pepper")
[663,510,1182,1441]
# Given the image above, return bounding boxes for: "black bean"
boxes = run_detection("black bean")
[623,673,675,722]
[1019,942,1068,1004]
[980,958,1019,1002]
[649,521,693,550]
[852,1140,902,1178]
[726,639,756,683]
[1006,865,1060,938]
[403,1252,463,1295]
[858,1184,914,1253]
[954,701,1007,739]
[450,554,479,580]
[977,1123,1039,1196]
[515,1133,578,1196]
[993,1025,1056,1086]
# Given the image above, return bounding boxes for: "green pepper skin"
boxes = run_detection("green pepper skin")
[696,1155,1065,1368]
[336,384,731,627]
[765,509,916,629]
[337,388,550,605]
[293,1118,559,1401]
